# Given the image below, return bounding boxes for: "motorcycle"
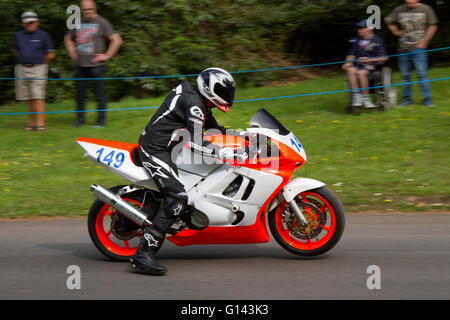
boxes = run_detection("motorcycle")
[77,108,345,261]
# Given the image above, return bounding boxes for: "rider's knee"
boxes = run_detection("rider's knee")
[165,197,188,218]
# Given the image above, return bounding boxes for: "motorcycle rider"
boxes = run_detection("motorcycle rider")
[130,67,247,275]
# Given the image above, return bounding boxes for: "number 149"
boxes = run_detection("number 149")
[95,148,125,168]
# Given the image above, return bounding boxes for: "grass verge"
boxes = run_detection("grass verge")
[1,67,449,217]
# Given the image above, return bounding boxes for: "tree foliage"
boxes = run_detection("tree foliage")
[0,0,448,104]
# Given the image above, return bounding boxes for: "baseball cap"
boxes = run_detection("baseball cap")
[356,19,369,28]
[21,11,39,23]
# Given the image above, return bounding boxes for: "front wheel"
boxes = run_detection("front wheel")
[268,186,345,257]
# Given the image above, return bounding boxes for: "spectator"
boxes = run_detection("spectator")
[12,11,54,131]
[385,0,438,107]
[64,0,122,127]
[342,19,387,108]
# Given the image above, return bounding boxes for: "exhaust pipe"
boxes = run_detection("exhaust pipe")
[90,184,152,227]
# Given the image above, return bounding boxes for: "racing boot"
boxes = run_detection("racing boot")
[129,227,167,275]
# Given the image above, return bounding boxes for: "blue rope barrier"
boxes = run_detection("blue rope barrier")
[232,46,450,75]
[1,76,449,116]
[236,76,450,102]
[1,46,449,81]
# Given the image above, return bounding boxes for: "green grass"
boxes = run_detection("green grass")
[1,68,449,218]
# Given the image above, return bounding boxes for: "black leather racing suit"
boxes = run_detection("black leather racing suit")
[138,81,225,233]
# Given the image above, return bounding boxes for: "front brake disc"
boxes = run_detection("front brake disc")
[288,200,325,240]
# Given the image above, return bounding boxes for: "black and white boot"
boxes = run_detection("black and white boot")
[129,227,167,275]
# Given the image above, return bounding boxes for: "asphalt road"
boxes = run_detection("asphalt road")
[1,213,450,300]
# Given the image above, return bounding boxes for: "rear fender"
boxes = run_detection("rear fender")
[267,177,325,212]
[77,137,158,190]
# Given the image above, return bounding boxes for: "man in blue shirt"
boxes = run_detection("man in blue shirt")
[342,19,387,108]
[12,11,54,131]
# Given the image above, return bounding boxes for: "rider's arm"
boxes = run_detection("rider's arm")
[184,104,248,161]
[204,109,248,138]
[204,109,226,134]
[184,103,218,157]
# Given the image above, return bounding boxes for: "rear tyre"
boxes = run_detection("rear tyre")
[269,186,345,257]
[87,186,154,261]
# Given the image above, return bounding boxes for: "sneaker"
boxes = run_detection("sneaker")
[352,93,363,107]
[362,95,376,108]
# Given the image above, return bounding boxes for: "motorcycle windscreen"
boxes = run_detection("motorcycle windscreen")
[248,108,291,136]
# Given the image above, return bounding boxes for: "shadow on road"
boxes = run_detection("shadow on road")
[39,241,328,262]
[39,242,111,262]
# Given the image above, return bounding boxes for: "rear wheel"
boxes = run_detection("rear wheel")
[269,186,345,257]
[87,186,159,261]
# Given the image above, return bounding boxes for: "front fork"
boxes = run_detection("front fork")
[282,186,309,227]
[287,199,309,227]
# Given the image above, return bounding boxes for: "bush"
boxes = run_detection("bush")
[0,0,448,104]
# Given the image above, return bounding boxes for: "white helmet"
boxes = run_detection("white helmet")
[197,67,236,112]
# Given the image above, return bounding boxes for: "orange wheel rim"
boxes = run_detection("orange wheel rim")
[275,191,336,251]
[95,199,142,257]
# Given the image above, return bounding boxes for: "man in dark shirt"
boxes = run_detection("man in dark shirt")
[64,0,122,127]
[12,11,54,131]
[385,0,438,107]
[342,19,387,108]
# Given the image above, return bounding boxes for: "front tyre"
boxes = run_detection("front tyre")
[269,186,345,257]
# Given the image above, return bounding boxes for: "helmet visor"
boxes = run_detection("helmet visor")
[214,82,235,107]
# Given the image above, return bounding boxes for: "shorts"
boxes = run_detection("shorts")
[15,64,48,100]
[355,63,375,71]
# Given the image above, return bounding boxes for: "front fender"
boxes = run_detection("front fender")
[267,177,325,212]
